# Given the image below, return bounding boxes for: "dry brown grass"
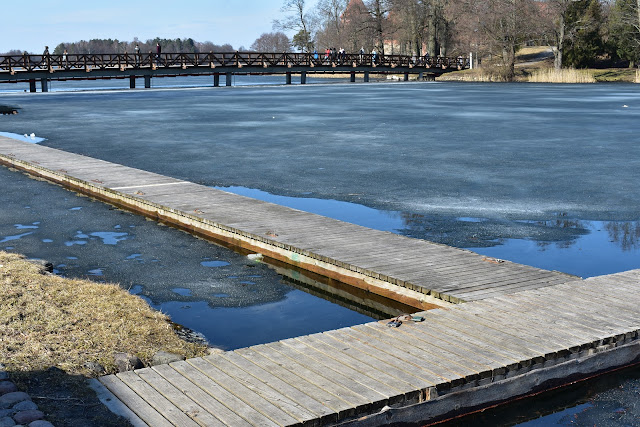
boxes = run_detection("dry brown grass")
[528,68,596,83]
[0,251,207,377]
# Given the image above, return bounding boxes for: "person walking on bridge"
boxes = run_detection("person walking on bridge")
[43,46,50,69]
[134,44,140,67]
[155,42,161,67]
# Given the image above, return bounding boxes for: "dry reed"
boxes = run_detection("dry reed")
[528,68,596,83]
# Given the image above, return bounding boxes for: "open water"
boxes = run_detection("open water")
[1,79,639,425]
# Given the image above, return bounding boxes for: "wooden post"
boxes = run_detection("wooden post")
[286,72,292,85]
[225,72,232,86]
[29,79,36,92]
[144,75,151,88]
[364,71,370,83]
[350,71,356,82]
[300,71,307,85]
[129,76,136,89]
[40,78,48,92]
[213,73,220,87]
[404,72,409,81]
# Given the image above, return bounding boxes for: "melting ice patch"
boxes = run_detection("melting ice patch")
[0,131,46,143]
[0,232,34,243]
[15,222,40,229]
[90,232,129,245]
[201,260,230,268]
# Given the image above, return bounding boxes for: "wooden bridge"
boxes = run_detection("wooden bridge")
[0,51,469,92]
[1,135,637,426]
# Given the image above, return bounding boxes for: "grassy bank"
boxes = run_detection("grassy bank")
[0,251,207,376]
[437,46,639,83]
[0,250,209,425]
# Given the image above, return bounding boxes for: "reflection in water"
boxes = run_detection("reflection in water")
[605,221,640,251]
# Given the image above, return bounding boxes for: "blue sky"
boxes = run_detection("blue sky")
[2,0,316,53]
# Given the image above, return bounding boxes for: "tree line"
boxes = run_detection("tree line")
[2,38,235,57]
[254,0,640,80]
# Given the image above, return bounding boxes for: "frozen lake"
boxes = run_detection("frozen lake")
[1,80,639,425]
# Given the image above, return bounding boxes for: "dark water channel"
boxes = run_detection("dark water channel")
[1,81,640,425]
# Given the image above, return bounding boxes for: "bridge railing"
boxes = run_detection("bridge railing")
[0,52,469,73]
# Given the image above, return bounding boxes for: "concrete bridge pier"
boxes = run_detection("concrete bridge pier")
[40,78,48,92]
[286,72,292,85]
[364,71,370,83]
[300,71,307,85]
[213,73,220,87]
[29,79,36,93]
[350,71,356,83]
[225,72,232,86]
[144,75,151,88]
[129,76,136,89]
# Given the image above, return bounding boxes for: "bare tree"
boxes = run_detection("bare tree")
[455,0,538,79]
[343,0,375,51]
[366,0,392,53]
[250,32,292,52]
[274,0,315,51]
[316,0,349,48]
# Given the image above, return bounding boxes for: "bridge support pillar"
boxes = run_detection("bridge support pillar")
[29,79,37,93]
[144,75,151,88]
[418,71,423,81]
[226,72,232,86]
[300,71,306,85]
[350,71,356,83]
[213,74,220,87]
[129,76,136,89]
[364,72,370,83]
[40,78,48,92]
[286,72,292,85]
[404,72,409,81]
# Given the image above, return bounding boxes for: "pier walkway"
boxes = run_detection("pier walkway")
[0,136,571,309]
[0,136,638,424]
[92,270,639,426]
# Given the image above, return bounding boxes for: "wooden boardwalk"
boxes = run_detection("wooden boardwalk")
[0,136,573,308]
[1,136,638,424]
[92,270,640,426]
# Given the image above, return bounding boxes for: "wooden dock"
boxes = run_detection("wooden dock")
[0,136,573,309]
[0,136,638,425]
[90,270,639,426]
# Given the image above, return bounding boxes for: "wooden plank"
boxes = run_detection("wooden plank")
[233,347,358,419]
[169,360,281,427]
[99,374,174,427]
[310,332,435,390]
[116,371,201,427]
[151,364,253,427]
[351,324,486,381]
[196,355,315,425]
[278,338,404,404]
[217,352,337,424]
[135,368,225,427]
[293,334,420,395]
[253,342,376,411]
[332,327,463,383]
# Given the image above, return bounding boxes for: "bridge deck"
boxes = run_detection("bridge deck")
[0,136,571,307]
[92,270,640,426]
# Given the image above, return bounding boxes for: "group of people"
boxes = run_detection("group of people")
[311,47,381,65]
